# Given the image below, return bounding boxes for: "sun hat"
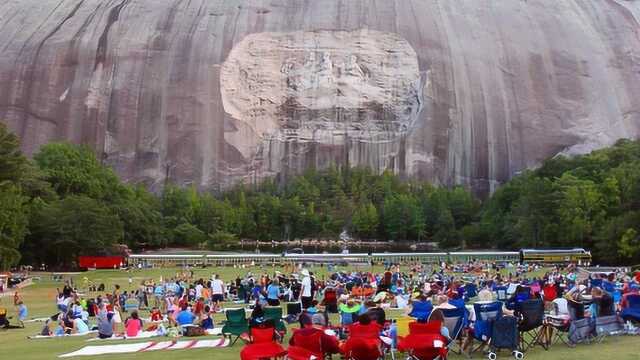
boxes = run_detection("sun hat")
[300,269,310,277]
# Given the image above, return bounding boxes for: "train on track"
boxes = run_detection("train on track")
[126,248,591,268]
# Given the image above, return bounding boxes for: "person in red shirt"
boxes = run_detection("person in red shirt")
[193,297,205,317]
[150,307,163,322]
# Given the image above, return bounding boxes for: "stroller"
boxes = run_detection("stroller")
[488,316,523,359]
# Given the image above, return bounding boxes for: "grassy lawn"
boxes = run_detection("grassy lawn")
[1,266,638,359]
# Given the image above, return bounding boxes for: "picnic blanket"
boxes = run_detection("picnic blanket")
[59,338,229,357]
[28,331,98,339]
[85,327,222,341]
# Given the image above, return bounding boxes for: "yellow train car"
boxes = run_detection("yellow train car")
[520,248,591,265]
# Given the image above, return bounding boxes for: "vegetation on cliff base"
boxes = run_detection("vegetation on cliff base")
[1,123,639,269]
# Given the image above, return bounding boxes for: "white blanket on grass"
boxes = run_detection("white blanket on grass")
[85,328,222,341]
[59,338,229,357]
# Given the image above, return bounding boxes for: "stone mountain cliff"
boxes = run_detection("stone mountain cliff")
[1,0,639,195]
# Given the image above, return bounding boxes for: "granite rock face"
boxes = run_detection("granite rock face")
[1,0,639,194]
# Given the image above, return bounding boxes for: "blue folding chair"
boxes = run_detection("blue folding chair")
[494,286,508,303]
[464,283,478,302]
[621,294,640,323]
[409,300,433,321]
[441,307,466,355]
[471,301,503,354]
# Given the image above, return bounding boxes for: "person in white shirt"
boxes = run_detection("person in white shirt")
[211,274,224,312]
[195,282,203,299]
[300,269,312,309]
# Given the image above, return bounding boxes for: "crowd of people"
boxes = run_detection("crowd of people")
[4,259,638,359]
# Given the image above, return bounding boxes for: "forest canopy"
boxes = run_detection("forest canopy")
[1,123,639,269]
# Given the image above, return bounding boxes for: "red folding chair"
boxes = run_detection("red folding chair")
[287,329,324,360]
[241,325,287,360]
[343,337,382,360]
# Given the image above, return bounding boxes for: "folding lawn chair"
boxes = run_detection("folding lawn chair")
[264,306,287,340]
[464,283,478,302]
[494,286,508,303]
[566,300,595,345]
[343,336,382,360]
[594,315,624,342]
[440,307,466,355]
[222,308,250,345]
[240,324,287,360]
[124,298,139,312]
[286,302,302,323]
[409,301,433,322]
[620,294,640,323]
[515,299,547,352]
[471,301,502,354]
[489,315,523,360]
[287,328,324,360]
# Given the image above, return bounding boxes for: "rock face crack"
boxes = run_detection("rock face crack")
[94,0,129,70]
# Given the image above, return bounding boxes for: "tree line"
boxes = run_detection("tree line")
[1,123,639,269]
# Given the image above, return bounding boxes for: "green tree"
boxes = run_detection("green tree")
[172,223,206,247]
[29,195,123,267]
[34,143,123,200]
[352,202,379,239]
[0,185,28,270]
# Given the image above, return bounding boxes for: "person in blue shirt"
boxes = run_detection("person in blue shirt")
[175,303,196,326]
[267,279,281,306]
[17,301,27,328]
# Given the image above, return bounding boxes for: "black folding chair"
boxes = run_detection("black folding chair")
[515,299,547,352]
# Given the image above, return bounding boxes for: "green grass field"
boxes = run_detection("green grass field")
[1,266,638,359]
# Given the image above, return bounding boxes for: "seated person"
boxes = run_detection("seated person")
[150,307,163,322]
[73,316,90,334]
[40,319,54,336]
[125,311,143,337]
[289,313,340,355]
[97,312,115,339]
[200,305,214,329]
[366,302,386,326]
[349,313,382,340]
[250,303,265,326]
[175,303,196,327]
[306,300,319,314]
[590,287,614,317]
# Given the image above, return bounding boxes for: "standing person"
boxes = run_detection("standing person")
[211,274,225,312]
[17,301,27,328]
[267,279,281,306]
[300,269,312,309]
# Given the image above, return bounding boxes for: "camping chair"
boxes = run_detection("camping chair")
[515,299,547,352]
[264,306,287,340]
[222,308,250,345]
[343,336,382,360]
[287,328,324,360]
[464,283,478,302]
[240,324,287,360]
[470,301,502,354]
[620,294,640,323]
[124,298,139,312]
[494,286,508,303]
[286,302,302,323]
[409,301,433,321]
[398,322,448,360]
[489,315,523,360]
[440,307,466,355]
[594,315,624,342]
[566,300,595,345]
